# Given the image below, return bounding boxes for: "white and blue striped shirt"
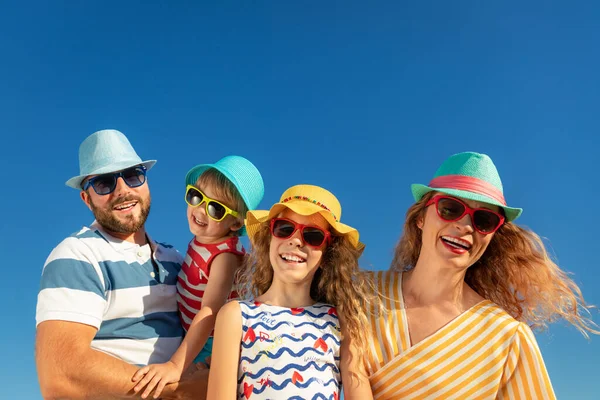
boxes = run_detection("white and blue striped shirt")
[36,221,184,366]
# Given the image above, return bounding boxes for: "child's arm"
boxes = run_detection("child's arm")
[207,300,242,400]
[339,314,373,400]
[132,252,240,399]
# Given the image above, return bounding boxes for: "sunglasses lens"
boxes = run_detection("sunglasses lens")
[186,188,203,206]
[207,202,227,220]
[473,210,501,233]
[272,219,296,238]
[437,198,465,221]
[302,227,327,247]
[122,167,146,188]
[91,175,117,195]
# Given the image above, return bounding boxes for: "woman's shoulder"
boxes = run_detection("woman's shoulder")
[367,269,402,285]
[476,300,528,336]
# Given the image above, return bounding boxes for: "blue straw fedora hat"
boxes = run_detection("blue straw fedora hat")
[185,155,265,235]
[66,129,156,189]
[411,151,523,222]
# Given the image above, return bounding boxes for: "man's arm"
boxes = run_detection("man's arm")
[36,320,140,399]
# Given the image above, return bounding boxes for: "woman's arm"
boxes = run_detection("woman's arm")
[339,314,373,400]
[207,300,243,400]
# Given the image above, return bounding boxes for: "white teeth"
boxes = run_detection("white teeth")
[441,236,472,249]
[281,254,306,263]
[115,202,136,210]
[194,217,206,226]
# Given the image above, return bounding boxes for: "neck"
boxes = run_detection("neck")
[105,227,148,245]
[194,233,232,244]
[258,280,315,308]
[403,253,469,308]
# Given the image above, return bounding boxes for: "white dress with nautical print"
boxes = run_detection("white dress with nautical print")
[237,301,341,400]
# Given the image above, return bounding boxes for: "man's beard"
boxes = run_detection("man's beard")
[90,194,151,235]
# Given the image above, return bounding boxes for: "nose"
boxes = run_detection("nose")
[192,201,207,217]
[454,213,474,233]
[287,229,305,247]
[112,176,130,196]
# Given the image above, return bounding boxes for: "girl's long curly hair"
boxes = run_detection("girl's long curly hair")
[391,192,599,337]
[237,219,381,361]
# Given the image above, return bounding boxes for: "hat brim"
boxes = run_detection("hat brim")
[66,160,156,189]
[246,202,363,250]
[411,183,522,222]
[185,163,253,211]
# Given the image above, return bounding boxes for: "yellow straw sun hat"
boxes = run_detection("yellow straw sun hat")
[245,184,362,249]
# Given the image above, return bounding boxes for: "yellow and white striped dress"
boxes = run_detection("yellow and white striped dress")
[365,271,555,400]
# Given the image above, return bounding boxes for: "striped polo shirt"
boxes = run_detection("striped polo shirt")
[36,221,184,366]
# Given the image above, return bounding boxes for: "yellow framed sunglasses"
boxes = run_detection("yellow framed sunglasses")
[184,185,239,222]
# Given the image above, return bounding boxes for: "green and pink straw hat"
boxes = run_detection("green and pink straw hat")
[411,151,522,222]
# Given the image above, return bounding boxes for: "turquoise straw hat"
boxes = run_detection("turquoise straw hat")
[185,156,265,235]
[66,129,156,189]
[411,151,523,222]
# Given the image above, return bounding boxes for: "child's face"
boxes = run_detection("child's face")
[187,183,242,243]
[269,209,329,287]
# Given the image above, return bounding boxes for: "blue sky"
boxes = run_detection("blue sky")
[2,1,599,398]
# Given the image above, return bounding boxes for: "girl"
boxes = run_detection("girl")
[207,184,379,400]
[132,155,264,399]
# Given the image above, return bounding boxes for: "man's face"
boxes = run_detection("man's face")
[81,167,151,237]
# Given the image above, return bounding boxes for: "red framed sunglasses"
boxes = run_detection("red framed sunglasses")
[426,195,505,234]
[270,218,331,248]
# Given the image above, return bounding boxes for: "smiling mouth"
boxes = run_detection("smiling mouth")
[113,201,137,211]
[280,253,307,263]
[441,236,472,251]
[193,216,207,227]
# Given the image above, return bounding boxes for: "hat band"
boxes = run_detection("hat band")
[429,175,506,205]
[281,196,339,221]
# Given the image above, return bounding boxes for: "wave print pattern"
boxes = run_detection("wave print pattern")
[241,332,340,348]
[240,346,341,364]
[241,307,337,320]
[238,361,340,381]
[237,301,341,398]
[241,319,339,332]
[289,394,339,400]
[251,377,339,394]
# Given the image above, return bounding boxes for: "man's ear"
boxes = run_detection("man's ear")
[80,190,92,211]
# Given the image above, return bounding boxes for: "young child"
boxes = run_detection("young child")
[132,155,264,399]
[207,184,379,400]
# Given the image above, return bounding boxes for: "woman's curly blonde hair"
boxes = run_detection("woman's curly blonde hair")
[237,219,381,361]
[391,191,599,337]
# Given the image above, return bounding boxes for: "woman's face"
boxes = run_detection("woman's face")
[269,209,330,286]
[418,194,499,270]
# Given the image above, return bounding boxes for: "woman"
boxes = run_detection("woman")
[366,151,598,399]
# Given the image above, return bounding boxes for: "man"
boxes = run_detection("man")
[35,129,207,399]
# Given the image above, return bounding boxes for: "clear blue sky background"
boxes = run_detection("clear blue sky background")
[2,1,599,399]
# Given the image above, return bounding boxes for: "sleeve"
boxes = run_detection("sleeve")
[35,237,108,328]
[497,323,556,400]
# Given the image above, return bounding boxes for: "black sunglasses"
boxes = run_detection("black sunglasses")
[82,165,147,195]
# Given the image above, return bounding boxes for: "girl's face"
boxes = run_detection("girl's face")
[269,209,330,286]
[419,194,499,270]
[186,183,242,243]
